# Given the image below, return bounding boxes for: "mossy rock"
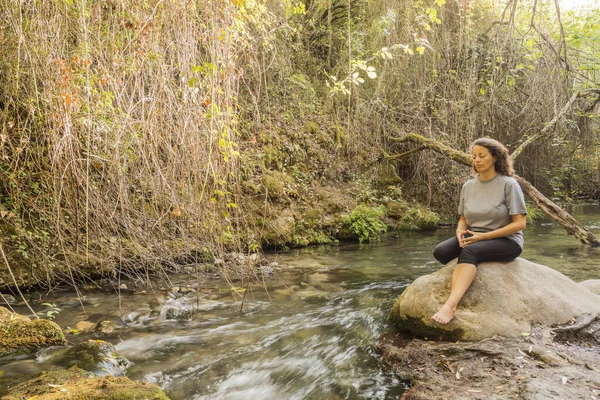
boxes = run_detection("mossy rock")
[262,171,291,201]
[385,200,409,219]
[1,366,170,399]
[396,206,440,231]
[37,339,130,377]
[375,164,403,186]
[263,145,283,170]
[262,209,295,246]
[292,223,336,246]
[0,307,65,356]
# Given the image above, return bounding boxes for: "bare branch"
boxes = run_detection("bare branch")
[511,88,600,160]
[382,145,427,161]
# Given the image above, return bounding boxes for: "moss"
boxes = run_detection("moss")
[262,209,295,246]
[396,206,440,231]
[263,145,283,170]
[262,171,291,201]
[2,366,170,400]
[385,200,409,219]
[0,307,65,356]
[301,121,319,134]
[333,124,346,147]
[292,224,336,247]
[303,207,324,225]
[375,164,403,186]
[241,180,261,195]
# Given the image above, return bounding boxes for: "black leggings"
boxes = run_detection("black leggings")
[433,235,522,267]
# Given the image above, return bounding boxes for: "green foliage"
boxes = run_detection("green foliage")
[343,204,388,243]
[526,203,542,224]
[396,206,440,231]
[37,303,61,320]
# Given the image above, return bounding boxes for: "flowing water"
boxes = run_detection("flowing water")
[0,205,598,399]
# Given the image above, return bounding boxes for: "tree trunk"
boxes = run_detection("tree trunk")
[387,133,600,246]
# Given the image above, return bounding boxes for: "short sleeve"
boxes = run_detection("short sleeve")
[458,183,467,216]
[505,181,527,215]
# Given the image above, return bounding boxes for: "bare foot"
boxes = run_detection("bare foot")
[431,305,455,324]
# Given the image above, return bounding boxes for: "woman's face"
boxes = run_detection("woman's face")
[471,145,496,175]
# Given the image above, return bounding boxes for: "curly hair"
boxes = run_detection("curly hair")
[471,138,514,176]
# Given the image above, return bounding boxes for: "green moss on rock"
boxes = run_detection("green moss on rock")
[2,366,170,399]
[262,171,292,201]
[0,307,65,356]
[396,206,440,231]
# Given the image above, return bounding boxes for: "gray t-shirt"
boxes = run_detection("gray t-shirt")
[458,174,528,248]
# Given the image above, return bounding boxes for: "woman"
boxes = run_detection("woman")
[431,138,527,324]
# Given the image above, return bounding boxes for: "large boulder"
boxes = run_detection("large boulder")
[0,307,65,356]
[580,279,600,295]
[390,258,600,341]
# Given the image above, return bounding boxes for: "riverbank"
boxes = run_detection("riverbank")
[378,317,600,400]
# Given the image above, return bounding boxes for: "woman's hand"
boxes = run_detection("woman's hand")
[456,228,468,248]
[463,230,488,245]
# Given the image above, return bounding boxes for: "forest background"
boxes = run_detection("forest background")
[0,0,599,289]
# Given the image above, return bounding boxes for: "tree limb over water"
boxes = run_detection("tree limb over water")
[386,133,600,246]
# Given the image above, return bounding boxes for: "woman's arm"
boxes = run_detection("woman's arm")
[463,214,526,245]
[456,215,468,248]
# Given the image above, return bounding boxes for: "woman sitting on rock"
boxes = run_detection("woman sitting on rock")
[431,138,527,324]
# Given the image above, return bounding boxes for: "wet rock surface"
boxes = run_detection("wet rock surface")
[0,307,65,356]
[377,314,600,400]
[0,366,170,399]
[36,340,131,377]
[390,258,600,341]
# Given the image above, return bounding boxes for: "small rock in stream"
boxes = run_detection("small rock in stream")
[36,339,131,377]
[0,294,17,305]
[73,320,96,332]
[94,320,118,334]
[0,306,65,356]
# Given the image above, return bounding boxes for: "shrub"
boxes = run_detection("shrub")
[397,206,440,231]
[342,204,388,243]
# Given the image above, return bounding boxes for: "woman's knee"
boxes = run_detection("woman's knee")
[457,246,479,266]
[433,240,458,264]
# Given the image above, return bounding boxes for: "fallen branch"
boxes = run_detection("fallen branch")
[382,145,427,161]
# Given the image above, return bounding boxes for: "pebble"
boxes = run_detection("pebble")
[94,320,117,334]
[74,321,96,332]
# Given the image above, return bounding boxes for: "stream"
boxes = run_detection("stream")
[0,204,598,399]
